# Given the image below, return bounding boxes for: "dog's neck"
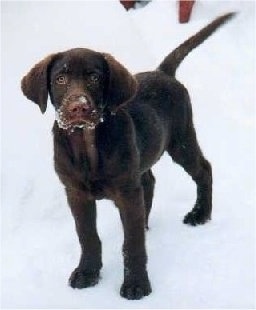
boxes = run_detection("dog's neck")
[63,126,99,179]
[82,127,98,179]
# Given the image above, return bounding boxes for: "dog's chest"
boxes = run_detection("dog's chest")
[68,129,127,191]
[68,129,99,179]
[82,128,99,178]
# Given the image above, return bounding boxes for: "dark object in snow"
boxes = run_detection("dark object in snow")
[120,0,150,11]
[21,12,235,300]
[179,0,195,23]
[120,0,136,11]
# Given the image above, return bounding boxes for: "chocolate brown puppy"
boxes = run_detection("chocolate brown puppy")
[21,13,235,300]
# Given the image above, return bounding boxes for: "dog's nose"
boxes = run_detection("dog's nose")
[68,102,91,118]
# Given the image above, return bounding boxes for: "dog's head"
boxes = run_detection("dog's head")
[21,48,137,131]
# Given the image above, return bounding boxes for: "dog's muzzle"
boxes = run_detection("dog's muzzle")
[55,94,103,131]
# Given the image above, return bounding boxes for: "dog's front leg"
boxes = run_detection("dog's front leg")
[66,187,102,289]
[115,185,152,300]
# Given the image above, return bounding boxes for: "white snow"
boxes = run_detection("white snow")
[1,0,255,308]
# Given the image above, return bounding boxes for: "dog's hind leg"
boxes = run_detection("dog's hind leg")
[141,170,155,229]
[167,125,212,226]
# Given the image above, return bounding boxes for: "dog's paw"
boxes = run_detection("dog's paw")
[183,205,211,226]
[120,279,152,300]
[69,268,100,289]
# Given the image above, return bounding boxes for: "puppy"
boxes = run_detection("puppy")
[21,13,235,300]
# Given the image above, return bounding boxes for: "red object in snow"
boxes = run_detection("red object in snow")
[179,0,195,23]
[120,0,136,11]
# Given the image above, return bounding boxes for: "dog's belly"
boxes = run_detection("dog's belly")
[136,122,169,172]
[89,180,106,200]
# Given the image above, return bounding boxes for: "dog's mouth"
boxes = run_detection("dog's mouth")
[55,96,104,132]
[56,111,103,131]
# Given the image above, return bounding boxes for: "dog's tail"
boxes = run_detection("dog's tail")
[158,12,236,77]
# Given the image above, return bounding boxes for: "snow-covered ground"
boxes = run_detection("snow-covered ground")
[1,1,255,308]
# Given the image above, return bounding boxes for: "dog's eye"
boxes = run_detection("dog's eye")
[56,75,67,85]
[89,73,100,83]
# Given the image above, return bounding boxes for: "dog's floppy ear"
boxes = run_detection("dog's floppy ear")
[103,53,137,112]
[21,54,58,113]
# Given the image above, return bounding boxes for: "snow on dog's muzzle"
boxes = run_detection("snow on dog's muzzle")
[55,95,103,131]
